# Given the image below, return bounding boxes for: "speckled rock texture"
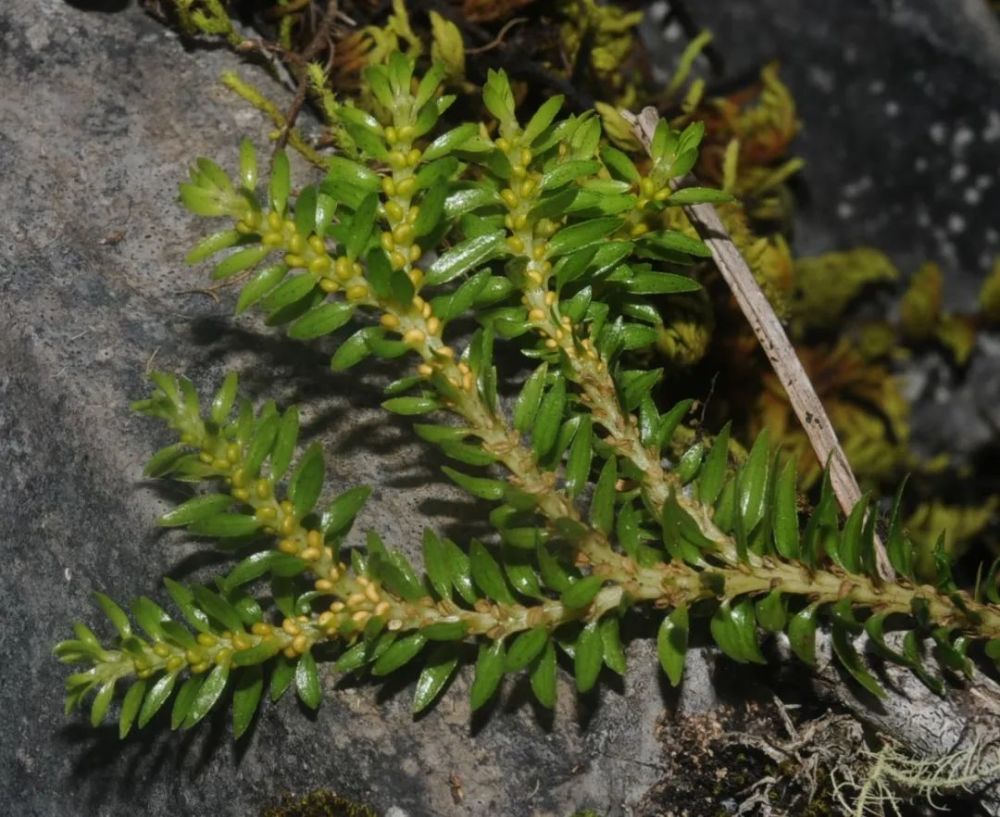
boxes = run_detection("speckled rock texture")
[1,3,668,816]
[680,0,1000,465]
[2,1,998,817]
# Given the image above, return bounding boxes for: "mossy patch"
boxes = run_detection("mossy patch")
[261,790,377,817]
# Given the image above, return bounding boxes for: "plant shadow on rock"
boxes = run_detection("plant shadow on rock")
[63,0,130,12]
[60,700,243,814]
[187,315,510,546]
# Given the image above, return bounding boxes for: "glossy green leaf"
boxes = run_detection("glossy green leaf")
[288,443,324,518]
[588,456,618,535]
[213,245,270,281]
[531,375,566,459]
[658,605,688,686]
[231,638,281,667]
[482,67,516,125]
[287,302,354,340]
[238,138,257,190]
[226,551,305,591]
[886,476,912,578]
[643,230,711,258]
[295,651,322,709]
[382,396,439,415]
[444,186,502,219]
[440,440,496,467]
[600,144,640,183]
[422,529,452,601]
[698,422,731,505]
[524,95,564,143]
[443,536,477,605]
[191,586,244,632]
[158,494,233,527]
[530,639,557,708]
[788,604,819,666]
[94,592,131,638]
[661,492,714,563]
[185,664,229,728]
[755,590,786,633]
[412,645,460,714]
[561,575,603,610]
[676,441,704,485]
[831,623,885,698]
[564,416,593,498]
[574,621,604,693]
[985,639,1000,662]
[772,458,800,559]
[231,665,263,739]
[442,467,506,501]
[426,233,507,286]
[536,543,575,593]
[267,654,295,702]
[505,629,549,672]
[144,443,187,478]
[262,272,316,315]
[469,540,515,604]
[87,681,114,726]
[322,485,371,539]
[864,613,914,668]
[373,633,428,676]
[667,187,733,205]
[600,616,627,675]
[244,411,279,477]
[503,552,545,599]
[269,152,291,213]
[118,679,147,738]
[547,217,622,257]
[345,192,378,260]
[414,179,447,238]
[840,494,870,574]
[540,159,602,191]
[209,371,239,427]
[171,675,203,730]
[620,368,662,412]
[423,123,478,161]
[513,362,548,434]
[161,579,209,634]
[189,513,261,538]
[421,620,468,641]
[178,183,227,217]
[293,184,318,238]
[237,264,287,314]
[738,430,771,534]
[187,229,241,265]
[710,600,765,664]
[137,672,176,729]
[656,399,693,450]
[334,642,368,674]
[626,271,700,295]
[470,640,506,711]
[130,596,168,640]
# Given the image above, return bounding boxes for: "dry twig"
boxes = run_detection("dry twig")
[624,105,894,582]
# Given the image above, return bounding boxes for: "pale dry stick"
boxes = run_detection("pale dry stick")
[623,106,895,583]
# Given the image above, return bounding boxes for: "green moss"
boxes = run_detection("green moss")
[261,790,377,817]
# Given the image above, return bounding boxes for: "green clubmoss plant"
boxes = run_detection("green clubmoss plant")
[56,54,1000,750]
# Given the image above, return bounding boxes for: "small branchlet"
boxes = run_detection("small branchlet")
[57,54,1000,744]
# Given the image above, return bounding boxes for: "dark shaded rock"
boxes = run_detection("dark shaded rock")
[677,0,1000,283]
[666,0,1000,463]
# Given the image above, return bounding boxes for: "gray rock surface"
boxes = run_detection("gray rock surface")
[0,3,671,816]
[2,2,999,817]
